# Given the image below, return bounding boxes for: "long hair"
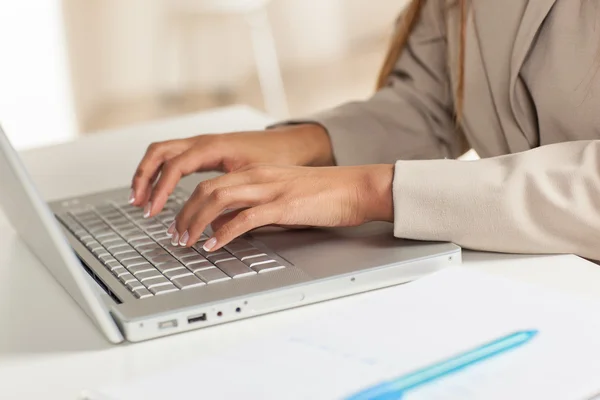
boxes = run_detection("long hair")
[376,0,468,121]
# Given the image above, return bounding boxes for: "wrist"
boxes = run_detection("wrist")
[278,124,335,167]
[362,164,395,223]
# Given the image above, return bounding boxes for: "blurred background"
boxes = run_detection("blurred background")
[0,0,408,150]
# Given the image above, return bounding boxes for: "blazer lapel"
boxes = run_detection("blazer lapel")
[509,0,557,145]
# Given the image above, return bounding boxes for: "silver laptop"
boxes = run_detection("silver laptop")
[0,126,461,343]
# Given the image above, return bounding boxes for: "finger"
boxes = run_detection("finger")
[177,185,276,247]
[131,141,182,207]
[138,169,160,206]
[204,205,282,252]
[145,147,214,218]
[210,212,310,232]
[209,210,243,232]
[172,170,263,232]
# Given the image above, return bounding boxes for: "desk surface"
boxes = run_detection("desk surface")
[2,105,600,400]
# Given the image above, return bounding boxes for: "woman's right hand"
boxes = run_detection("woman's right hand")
[130,123,334,218]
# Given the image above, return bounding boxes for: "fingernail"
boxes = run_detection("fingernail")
[179,231,189,246]
[167,221,176,237]
[203,237,217,252]
[128,190,136,204]
[171,231,179,246]
[143,202,152,218]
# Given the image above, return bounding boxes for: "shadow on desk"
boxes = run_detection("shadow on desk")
[0,238,111,356]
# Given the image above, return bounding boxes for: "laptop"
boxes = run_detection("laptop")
[0,126,461,343]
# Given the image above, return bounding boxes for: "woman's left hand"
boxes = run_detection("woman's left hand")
[167,164,394,251]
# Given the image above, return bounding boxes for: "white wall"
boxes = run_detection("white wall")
[64,0,407,127]
[0,0,78,150]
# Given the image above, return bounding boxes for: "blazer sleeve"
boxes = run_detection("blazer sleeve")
[394,140,600,261]
[272,0,468,166]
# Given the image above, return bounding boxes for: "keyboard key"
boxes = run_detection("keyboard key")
[97,233,120,242]
[92,245,108,257]
[82,237,99,247]
[101,237,124,246]
[99,254,116,264]
[242,255,275,267]
[129,238,154,247]
[224,239,255,254]
[137,220,162,229]
[150,284,179,295]
[160,216,175,225]
[106,240,128,251]
[216,259,256,278]
[145,278,171,289]
[110,242,134,252]
[172,275,205,289]
[157,238,173,248]
[120,229,146,241]
[195,268,230,284]
[147,226,167,235]
[170,248,197,258]
[186,261,214,273]
[93,249,110,258]
[111,246,136,257]
[84,238,99,247]
[207,253,235,264]
[121,257,148,268]
[126,280,145,291]
[253,262,285,273]
[111,266,129,278]
[163,268,192,280]
[180,254,209,265]
[71,209,95,219]
[133,287,153,299]
[150,232,171,240]
[192,242,212,256]
[89,225,111,235]
[235,250,268,261]
[105,216,128,224]
[133,269,161,281]
[79,217,102,227]
[103,214,126,223]
[125,210,144,218]
[139,274,166,286]
[115,251,141,262]
[73,229,88,238]
[155,261,184,274]
[138,244,163,254]
[118,272,138,285]
[105,260,123,271]
[96,204,116,213]
[95,231,117,240]
[149,254,178,265]
[127,263,155,275]
[112,222,136,231]
[143,248,169,258]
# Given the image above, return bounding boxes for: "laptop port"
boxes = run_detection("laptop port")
[187,313,207,324]
[158,319,178,329]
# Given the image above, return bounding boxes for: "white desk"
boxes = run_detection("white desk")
[2,105,600,400]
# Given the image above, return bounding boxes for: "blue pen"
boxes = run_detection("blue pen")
[345,330,538,400]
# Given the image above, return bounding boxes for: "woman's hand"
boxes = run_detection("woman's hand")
[166,164,395,251]
[130,124,334,217]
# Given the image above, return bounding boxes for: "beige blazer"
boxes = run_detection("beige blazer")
[279,0,600,260]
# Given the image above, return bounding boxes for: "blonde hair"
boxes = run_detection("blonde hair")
[377,0,468,121]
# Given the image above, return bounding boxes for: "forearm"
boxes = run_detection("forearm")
[276,123,335,167]
[391,140,600,260]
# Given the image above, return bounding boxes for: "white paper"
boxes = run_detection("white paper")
[87,267,600,400]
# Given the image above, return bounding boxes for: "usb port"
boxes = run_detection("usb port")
[158,319,178,329]
[188,313,207,324]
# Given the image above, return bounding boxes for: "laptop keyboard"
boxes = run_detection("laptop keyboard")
[57,191,285,299]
